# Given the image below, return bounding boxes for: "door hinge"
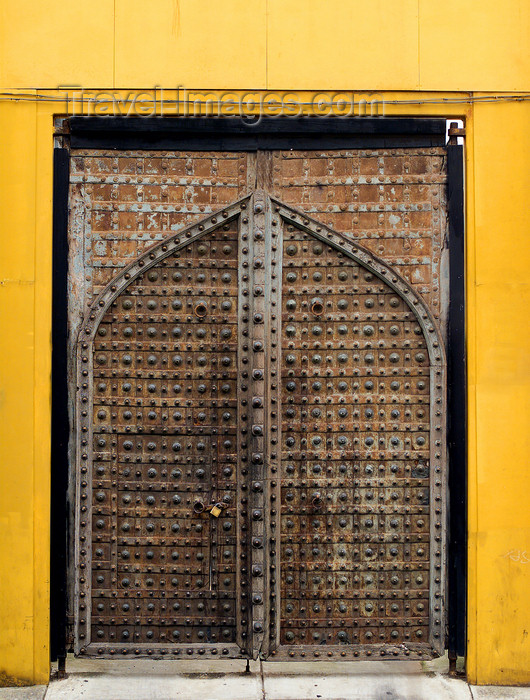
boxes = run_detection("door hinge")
[448,122,465,145]
[66,615,75,650]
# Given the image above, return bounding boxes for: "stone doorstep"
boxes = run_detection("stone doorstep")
[1,659,529,700]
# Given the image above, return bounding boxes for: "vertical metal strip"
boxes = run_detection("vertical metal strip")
[237,203,252,655]
[265,197,283,656]
[75,340,94,653]
[429,354,447,653]
[51,148,71,661]
[446,144,467,659]
[248,192,267,658]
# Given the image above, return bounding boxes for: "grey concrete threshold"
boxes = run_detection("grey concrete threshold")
[1,656,528,700]
[44,656,467,700]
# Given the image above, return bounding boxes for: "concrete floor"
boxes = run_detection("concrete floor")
[1,656,529,700]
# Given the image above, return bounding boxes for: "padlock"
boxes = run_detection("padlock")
[209,504,223,518]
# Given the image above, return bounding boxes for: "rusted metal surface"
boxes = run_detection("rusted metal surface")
[270,200,445,660]
[448,123,466,143]
[270,149,448,332]
[68,148,447,355]
[67,151,252,652]
[69,150,447,661]
[75,202,254,658]
[68,151,251,345]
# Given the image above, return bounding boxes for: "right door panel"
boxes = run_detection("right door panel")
[269,199,446,661]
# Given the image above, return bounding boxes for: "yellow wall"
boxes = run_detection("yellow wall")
[1,0,529,90]
[0,98,52,685]
[0,0,529,687]
[466,100,530,685]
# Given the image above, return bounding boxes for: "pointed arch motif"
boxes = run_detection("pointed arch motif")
[76,195,252,344]
[272,196,446,370]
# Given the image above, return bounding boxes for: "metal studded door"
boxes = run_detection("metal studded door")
[70,147,446,661]
[75,201,252,658]
[272,199,446,661]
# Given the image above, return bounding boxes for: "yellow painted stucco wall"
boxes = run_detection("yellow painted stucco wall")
[0,0,529,686]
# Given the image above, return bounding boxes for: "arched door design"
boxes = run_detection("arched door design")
[74,191,446,660]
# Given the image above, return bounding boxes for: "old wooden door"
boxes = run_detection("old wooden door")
[69,148,447,661]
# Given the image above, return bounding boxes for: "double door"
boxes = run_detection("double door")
[73,188,445,661]
[69,146,447,661]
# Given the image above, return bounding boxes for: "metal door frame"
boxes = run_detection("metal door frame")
[51,116,466,666]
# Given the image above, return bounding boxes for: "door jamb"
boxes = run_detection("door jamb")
[51,147,70,673]
[446,141,467,664]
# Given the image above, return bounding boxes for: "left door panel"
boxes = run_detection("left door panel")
[74,201,251,658]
